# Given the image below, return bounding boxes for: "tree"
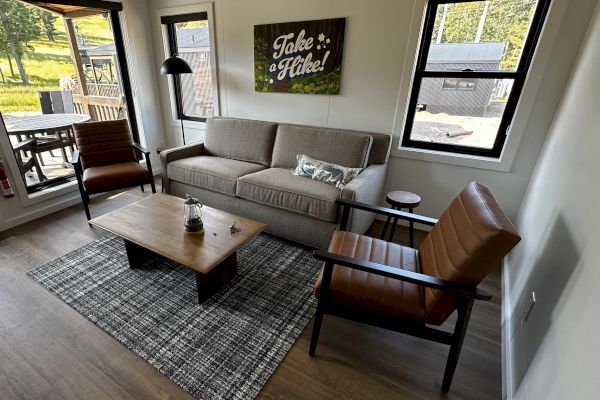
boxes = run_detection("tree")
[37,10,57,42]
[431,0,537,70]
[0,2,42,85]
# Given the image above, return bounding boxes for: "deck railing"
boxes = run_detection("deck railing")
[73,94,122,121]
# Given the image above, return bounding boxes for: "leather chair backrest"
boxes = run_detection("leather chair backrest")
[419,182,521,325]
[73,119,136,170]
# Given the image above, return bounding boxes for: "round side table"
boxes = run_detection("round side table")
[381,191,421,247]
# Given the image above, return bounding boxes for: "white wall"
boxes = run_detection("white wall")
[152,0,413,148]
[1,0,595,231]
[505,3,600,399]
[151,0,596,220]
[0,0,165,231]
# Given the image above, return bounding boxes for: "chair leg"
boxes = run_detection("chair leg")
[150,178,156,194]
[380,215,392,240]
[442,298,474,393]
[73,166,91,221]
[309,301,325,357]
[387,206,400,242]
[80,192,91,221]
[140,184,145,192]
[309,260,334,357]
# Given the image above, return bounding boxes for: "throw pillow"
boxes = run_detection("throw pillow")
[293,154,361,189]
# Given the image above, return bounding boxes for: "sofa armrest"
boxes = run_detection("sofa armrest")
[160,142,204,193]
[340,163,388,233]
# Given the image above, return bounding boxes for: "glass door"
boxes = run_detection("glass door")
[0,0,138,194]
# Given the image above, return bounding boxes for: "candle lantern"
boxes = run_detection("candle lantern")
[183,195,204,235]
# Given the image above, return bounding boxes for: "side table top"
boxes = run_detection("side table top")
[386,191,421,208]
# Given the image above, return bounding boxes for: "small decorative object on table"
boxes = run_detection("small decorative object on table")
[229,221,241,235]
[183,195,204,235]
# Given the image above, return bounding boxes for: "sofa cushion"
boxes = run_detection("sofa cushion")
[168,156,266,196]
[204,117,278,166]
[315,231,426,321]
[237,168,342,222]
[271,124,373,169]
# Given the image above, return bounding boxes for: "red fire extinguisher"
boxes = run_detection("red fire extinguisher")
[0,158,15,198]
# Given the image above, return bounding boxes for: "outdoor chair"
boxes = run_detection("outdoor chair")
[310,181,521,393]
[13,138,46,184]
[71,119,155,221]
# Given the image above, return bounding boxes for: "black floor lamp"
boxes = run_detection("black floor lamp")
[161,55,193,145]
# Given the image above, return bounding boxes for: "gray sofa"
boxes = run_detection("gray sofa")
[160,117,391,248]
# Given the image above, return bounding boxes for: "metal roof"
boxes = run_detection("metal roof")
[86,27,209,57]
[86,43,115,57]
[175,27,210,49]
[428,42,506,63]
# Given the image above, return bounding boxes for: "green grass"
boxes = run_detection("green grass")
[0,13,113,112]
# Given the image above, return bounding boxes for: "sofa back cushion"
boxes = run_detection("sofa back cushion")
[204,117,278,166]
[271,124,373,169]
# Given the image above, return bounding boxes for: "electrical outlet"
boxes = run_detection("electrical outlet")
[523,291,536,322]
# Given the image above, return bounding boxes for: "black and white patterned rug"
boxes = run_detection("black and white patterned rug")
[27,233,321,400]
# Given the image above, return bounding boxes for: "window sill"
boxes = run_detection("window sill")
[21,179,79,208]
[392,144,513,172]
[167,119,206,131]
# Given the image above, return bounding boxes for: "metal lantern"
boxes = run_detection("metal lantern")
[183,195,204,235]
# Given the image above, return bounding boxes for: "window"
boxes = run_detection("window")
[402,0,551,157]
[161,12,217,122]
[442,78,477,91]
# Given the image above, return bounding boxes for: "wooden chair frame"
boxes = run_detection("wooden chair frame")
[71,142,156,221]
[309,198,493,393]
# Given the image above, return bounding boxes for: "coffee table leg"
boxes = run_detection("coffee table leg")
[195,252,238,304]
[124,239,153,268]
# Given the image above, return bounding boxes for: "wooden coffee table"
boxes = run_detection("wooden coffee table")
[89,193,267,304]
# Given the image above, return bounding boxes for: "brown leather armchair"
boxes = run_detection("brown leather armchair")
[310,182,521,393]
[71,119,156,220]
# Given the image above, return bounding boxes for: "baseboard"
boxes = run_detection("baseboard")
[1,169,162,233]
[2,193,82,231]
[502,260,513,400]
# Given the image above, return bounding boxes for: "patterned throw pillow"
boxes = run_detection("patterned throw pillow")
[293,154,362,189]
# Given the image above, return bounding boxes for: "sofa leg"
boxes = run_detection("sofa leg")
[442,297,474,393]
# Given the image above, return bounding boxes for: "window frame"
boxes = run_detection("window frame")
[159,5,219,124]
[401,0,552,158]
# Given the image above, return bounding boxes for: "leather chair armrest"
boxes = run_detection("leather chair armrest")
[313,249,492,301]
[337,198,437,230]
[132,142,150,155]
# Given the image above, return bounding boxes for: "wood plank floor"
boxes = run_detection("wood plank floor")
[0,182,502,399]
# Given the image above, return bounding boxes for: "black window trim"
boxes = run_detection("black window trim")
[401,0,552,158]
[162,12,210,123]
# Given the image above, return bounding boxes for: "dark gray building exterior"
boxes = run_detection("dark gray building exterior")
[418,42,505,117]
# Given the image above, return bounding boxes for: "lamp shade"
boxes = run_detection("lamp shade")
[160,55,193,75]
